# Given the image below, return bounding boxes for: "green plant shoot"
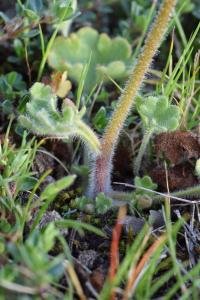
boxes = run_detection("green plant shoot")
[134,95,180,175]
[19,82,100,155]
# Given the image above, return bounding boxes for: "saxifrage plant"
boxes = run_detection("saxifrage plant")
[19,82,100,155]
[48,26,132,91]
[20,0,200,209]
[134,95,181,175]
[20,0,176,199]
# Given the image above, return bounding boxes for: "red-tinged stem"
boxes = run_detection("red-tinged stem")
[109,205,127,300]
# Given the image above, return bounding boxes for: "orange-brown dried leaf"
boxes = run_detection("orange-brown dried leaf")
[90,267,106,292]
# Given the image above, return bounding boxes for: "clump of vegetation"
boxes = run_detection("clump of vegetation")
[1,0,200,299]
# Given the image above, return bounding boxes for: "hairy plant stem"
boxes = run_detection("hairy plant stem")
[134,128,154,176]
[155,184,200,201]
[108,184,200,207]
[88,0,176,198]
[76,120,101,155]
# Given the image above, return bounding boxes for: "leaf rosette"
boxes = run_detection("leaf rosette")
[48,27,132,91]
[135,96,180,132]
